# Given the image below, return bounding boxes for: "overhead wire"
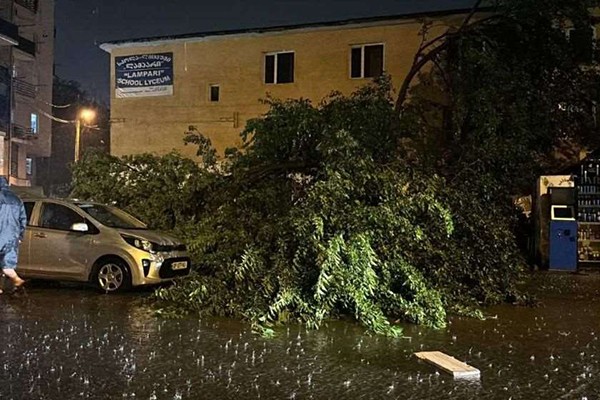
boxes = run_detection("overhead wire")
[40,99,72,108]
[15,96,74,123]
[36,108,74,124]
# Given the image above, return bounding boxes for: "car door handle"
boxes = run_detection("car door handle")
[33,233,47,238]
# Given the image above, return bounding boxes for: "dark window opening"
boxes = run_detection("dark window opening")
[364,45,384,77]
[277,52,294,83]
[350,44,384,78]
[351,48,362,78]
[265,52,294,84]
[210,85,220,102]
[265,54,275,84]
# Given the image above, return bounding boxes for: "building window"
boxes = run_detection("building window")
[30,112,38,134]
[209,85,220,102]
[25,157,32,175]
[350,44,384,79]
[265,52,294,84]
[566,26,597,63]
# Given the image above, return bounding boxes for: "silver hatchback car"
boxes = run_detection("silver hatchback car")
[17,197,191,292]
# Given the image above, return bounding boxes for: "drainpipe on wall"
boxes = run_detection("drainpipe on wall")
[6,47,13,184]
[6,47,12,182]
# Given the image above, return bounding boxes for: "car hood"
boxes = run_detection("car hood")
[117,229,183,246]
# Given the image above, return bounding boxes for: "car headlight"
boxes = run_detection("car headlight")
[121,235,155,253]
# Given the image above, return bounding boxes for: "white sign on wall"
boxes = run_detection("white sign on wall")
[115,52,174,98]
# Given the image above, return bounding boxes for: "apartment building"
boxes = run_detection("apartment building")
[0,0,54,186]
[100,9,475,159]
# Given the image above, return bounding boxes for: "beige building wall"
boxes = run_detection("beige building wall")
[103,14,466,159]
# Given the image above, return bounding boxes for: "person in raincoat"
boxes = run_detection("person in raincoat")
[0,176,26,293]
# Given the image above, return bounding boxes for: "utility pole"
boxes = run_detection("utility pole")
[74,108,96,163]
[74,118,81,162]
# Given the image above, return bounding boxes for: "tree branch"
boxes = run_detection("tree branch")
[240,161,318,186]
[393,0,494,114]
[460,0,485,30]
[394,42,449,113]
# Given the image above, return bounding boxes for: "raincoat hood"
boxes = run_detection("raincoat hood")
[0,176,27,248]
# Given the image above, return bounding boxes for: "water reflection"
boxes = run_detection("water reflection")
[0,274,598,399]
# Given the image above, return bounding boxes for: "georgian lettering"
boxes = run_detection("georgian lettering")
[115,52,174,97]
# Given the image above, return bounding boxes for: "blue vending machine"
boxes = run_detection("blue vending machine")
[549,205,578,271]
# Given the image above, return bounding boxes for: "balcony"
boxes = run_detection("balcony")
[0,17,18,46]
[12,123,35,140]
[15,0,38,13]
[13,78,35,98]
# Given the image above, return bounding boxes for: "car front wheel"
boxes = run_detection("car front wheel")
[93,259,131,292]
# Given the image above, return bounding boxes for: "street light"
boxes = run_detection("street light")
[74,108,96,162]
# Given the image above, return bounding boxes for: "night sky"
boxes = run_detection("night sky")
[54,0,473,103]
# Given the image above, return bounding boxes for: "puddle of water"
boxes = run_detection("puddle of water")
[0,273,598,399]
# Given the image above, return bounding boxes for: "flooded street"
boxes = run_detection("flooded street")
[1,273,599,399]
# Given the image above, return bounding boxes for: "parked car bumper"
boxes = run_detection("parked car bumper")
[126,249,191,286]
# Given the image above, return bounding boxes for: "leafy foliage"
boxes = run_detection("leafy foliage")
[150,79,523,335]
[72,150,213,232]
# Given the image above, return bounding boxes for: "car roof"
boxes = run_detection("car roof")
[21,197,106,206]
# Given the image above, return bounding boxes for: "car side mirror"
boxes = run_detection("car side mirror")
[71,222,89,232]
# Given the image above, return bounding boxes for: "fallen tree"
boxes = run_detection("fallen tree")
[73,0,600,336]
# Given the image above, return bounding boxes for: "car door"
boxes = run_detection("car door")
[15,200,37,272]
[27,201,94,280]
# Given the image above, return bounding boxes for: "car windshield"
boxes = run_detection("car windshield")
[75,203,147,229]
